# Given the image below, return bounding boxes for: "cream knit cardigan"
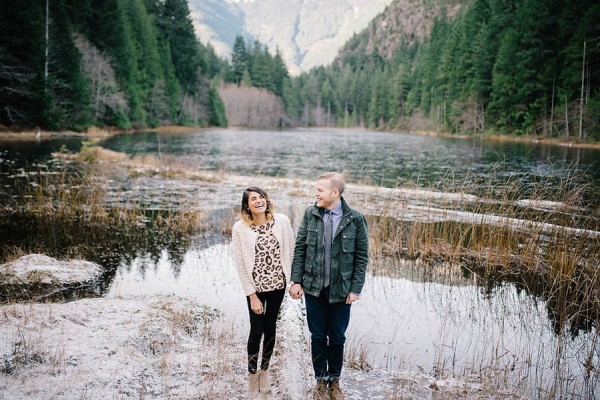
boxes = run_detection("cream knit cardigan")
[231,213,295,296]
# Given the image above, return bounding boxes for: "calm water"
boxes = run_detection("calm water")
[1,128,599,398]
[3,128,599,204]
[104,235,596,399]
[96,128,600,196]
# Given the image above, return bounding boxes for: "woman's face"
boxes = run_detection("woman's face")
[247,191,268,218]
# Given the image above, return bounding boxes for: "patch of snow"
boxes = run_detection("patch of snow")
[0,254,102,286]
[0,294,524,399]
[515,199,573,211]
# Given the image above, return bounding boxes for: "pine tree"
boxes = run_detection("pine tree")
[271,48,289,98]
[249,40,270,90]
[0,0,46,126]
[44,0,92,130]
[232,35,248,86]
[208,86,227,127]
[159,0,202,93]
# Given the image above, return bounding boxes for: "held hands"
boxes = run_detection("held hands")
[288,283,359,303]
[346,292,360,304]
[289,283,303,299]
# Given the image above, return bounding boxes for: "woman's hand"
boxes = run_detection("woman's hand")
[346,292,360,304]
[249,293,263,314]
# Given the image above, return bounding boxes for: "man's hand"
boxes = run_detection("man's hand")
[346,293,360,304]
[289,283,303,299]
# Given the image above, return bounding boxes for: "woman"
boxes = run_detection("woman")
[231,187,295,395]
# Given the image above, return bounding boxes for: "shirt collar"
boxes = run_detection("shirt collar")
[328,202,343,216]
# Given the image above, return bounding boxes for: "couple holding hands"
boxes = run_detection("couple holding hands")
[232,172,369,400]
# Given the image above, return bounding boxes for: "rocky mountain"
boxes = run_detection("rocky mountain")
[188,0,248,60]
[188,0,395,75]
[342,0,463,61]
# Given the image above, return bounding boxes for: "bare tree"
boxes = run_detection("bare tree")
[578,41,586,140]
[74,35,128,123]
[0,48,35,124]
[45,0,49,88]
[148,80,171,125]
[450,96,484,134]
[218,84,287,128]
[178,74,211,125]
[564,95,569,137]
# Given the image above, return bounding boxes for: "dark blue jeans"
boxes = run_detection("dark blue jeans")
[305,288,352,382]
[246,288,285,373]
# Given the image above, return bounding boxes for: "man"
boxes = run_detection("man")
[289,172,369,400]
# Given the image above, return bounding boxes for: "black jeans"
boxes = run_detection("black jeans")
[246,288,285,373]
[305,288,352,382]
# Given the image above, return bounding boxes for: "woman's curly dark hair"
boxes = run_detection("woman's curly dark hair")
[240,186,275,224]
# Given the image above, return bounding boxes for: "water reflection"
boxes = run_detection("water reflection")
[97,129,600,201]
[108,243,247,328]
[106,242,597,398]
[0,139,83,170]
[0,213,201,302]
[2,129,600,397]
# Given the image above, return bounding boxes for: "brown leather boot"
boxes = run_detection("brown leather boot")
[329,381,345,400]
[313,380,329,400]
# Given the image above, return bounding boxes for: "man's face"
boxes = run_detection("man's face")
[315,179,339,209]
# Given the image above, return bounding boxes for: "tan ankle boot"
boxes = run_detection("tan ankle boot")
[258,369,271,394]
[248,372,259,394]
[313,380,329,400]
[329,381,345,400]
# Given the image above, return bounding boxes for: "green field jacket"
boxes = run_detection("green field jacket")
[291,197,369,303]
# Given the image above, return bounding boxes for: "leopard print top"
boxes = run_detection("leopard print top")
[251,220,286,292]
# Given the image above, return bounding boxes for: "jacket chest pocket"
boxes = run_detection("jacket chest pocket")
[341,223,356,253]
[306,225,318,247]
[305,226,319,271]
[341,233,355,253]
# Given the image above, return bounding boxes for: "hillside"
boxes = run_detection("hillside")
[189,0,247,59]
[337,0,463,62]
[0,0,228,131]
[284,0,599,139]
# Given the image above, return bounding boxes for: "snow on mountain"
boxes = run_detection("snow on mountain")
[188,0,394,74]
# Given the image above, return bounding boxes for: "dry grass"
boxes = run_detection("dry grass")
[0,297,248,399]
[0,246,30,264]
[4,150,209,235]
[367,171,600,336]
[345,335,373,371]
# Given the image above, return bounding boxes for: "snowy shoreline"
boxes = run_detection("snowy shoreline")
[2,151,579,399]
[0,253,523,398]
[0,292,524,399]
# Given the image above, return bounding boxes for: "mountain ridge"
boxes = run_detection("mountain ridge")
[188,0,395,74]
[353,0,463,60]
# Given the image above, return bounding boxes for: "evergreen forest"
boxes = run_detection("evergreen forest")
[285,0,600,140]
[0,0,228,130]
[1,0,599,141]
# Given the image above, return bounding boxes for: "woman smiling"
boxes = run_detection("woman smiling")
[231,186,295,395]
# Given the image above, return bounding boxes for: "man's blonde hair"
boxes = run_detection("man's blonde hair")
[317,172,345,194]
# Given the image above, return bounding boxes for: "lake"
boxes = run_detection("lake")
[1,128,599,398]
[97,128,600,195]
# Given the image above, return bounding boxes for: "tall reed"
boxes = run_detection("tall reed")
[367,170,600,334]
[5,152,210,234]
